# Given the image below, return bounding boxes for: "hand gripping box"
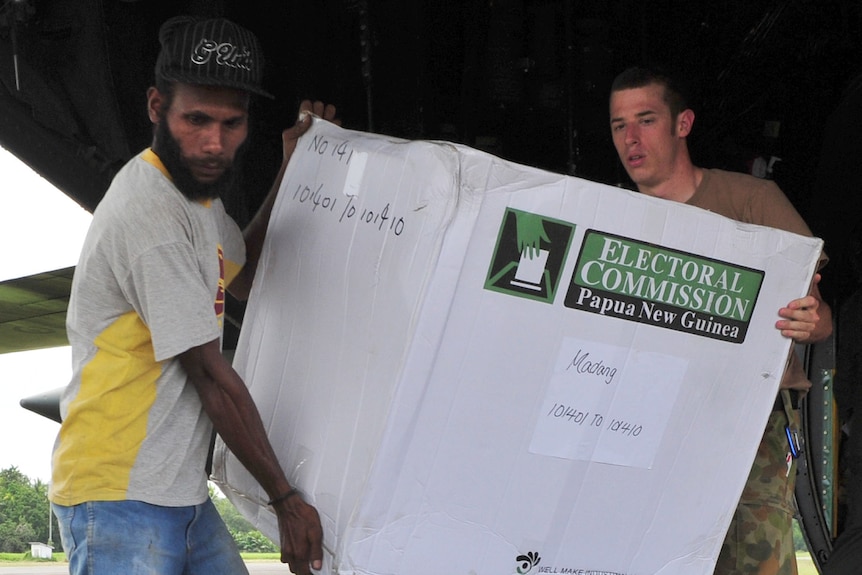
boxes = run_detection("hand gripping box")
[211,119,822,575]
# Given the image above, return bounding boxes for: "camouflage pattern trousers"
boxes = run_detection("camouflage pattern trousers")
[714,407,800,575]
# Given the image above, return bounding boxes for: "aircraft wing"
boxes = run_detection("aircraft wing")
[0,267,74,355]
[0,266,244,356]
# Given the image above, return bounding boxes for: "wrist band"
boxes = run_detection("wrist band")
[268,488,299,506]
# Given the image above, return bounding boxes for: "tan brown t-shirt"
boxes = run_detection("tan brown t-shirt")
[688,168,826,392]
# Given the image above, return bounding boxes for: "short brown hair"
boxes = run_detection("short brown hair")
[611,66,690,119]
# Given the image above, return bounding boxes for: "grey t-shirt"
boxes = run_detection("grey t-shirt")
[51,149,245,507]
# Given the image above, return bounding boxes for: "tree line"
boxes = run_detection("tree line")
[0,467,55,552]
[0,466,275,555]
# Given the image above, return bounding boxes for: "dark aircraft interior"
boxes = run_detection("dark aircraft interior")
[2,1,862,570]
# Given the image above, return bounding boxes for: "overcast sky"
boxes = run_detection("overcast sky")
[0,145,92,483]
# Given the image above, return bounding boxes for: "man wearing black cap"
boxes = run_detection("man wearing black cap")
[49,15,332,575]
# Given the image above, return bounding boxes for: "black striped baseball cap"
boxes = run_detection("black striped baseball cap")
[155,16,274,99]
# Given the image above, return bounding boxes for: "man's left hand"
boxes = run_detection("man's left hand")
[776,272,832,343]
[776,294,821,341]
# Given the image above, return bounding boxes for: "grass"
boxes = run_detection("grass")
[240,552,280,561]
[797,551,819,575]
[0,552,59,561]
[0,552,63,563]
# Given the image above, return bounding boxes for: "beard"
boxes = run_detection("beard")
[152,120,244,201]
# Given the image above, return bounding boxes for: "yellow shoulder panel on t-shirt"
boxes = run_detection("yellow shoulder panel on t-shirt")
[141,148,171,181]
[224,258,242,288]
[140,149,213,207]
[51,310,160,505]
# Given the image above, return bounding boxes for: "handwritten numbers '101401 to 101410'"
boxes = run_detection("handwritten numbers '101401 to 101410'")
[291,182,407,237]
[546,403,642,437]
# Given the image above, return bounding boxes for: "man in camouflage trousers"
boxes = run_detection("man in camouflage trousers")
[608,66,832,575]
[714,390,802,574]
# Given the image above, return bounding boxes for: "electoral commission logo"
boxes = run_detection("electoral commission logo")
[484,209,765,344]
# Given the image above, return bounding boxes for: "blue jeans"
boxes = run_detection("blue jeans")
[52,498,249,575]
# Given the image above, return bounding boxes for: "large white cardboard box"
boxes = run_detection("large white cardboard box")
[212,119,822,575]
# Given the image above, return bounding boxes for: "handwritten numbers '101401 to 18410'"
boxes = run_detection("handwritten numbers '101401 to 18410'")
[546,403,642,437]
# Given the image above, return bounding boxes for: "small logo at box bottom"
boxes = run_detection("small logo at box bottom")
[515,551,542,574]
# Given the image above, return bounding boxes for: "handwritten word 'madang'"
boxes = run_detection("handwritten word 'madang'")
[566,349,618,384]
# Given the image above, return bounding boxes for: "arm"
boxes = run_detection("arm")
[775,272,833,344]
[229,100,339,300]
[179,339,322,574]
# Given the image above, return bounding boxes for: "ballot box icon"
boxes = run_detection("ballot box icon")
[484,208,576,304]
[511,249,550,291]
